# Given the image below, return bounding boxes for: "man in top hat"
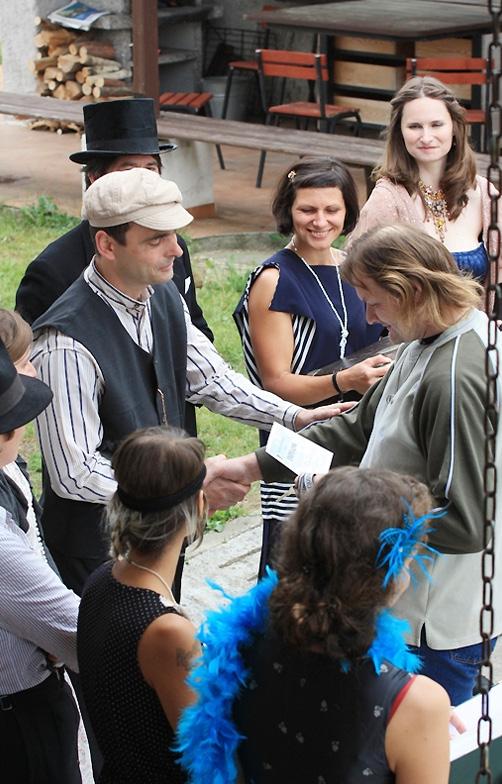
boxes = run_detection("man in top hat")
[15,96,213,344]
[16,98,211,447]
[16,98,212,599]
[31,168,342,597]
[0,338,82,783]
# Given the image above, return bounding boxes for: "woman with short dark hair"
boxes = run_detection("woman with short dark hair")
[234,157,391,576]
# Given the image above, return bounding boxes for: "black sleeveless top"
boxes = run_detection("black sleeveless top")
[234,627,414,784]
[77,561,186,783]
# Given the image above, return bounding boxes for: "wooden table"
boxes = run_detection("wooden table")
[249,0,491,43]
[248,0,492,142]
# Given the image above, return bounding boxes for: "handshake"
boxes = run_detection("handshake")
[203,453,257,514]
[202,400,352,513]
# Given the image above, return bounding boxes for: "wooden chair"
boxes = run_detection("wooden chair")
[159,91,225,169]
[255,49,361,187]
[221,5,279,121]
[406,56,490,150]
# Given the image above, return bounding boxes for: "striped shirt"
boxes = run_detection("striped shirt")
[0,506,79,693]
[32,261,300,504]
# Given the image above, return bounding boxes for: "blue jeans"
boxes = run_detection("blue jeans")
[408,628,497,706]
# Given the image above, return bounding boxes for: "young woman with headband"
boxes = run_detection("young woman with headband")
[77,426,207,784]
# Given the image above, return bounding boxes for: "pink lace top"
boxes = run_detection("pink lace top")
[349,175,492,251]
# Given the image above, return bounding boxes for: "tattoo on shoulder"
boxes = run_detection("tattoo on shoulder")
[176,642,199,672]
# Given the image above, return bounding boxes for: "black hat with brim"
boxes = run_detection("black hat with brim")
[0,373,53,434]
[69,97,176,164]
[0,338,53,435]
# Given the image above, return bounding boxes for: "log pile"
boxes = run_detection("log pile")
[30,18,133,103]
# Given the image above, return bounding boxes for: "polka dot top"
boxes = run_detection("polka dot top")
[234,626,414,783]
[77,561,186,784]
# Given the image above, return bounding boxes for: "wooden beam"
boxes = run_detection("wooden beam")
[132,0,159,109]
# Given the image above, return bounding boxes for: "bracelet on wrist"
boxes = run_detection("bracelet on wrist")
[332,371,343,398]
[295,473,316,498]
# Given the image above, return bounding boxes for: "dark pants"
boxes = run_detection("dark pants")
[49,548,104,597]
[258,518,282,579]
[0,672,81,784]
[49,548,105,778]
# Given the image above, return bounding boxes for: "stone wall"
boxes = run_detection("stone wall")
[0,0,131,94]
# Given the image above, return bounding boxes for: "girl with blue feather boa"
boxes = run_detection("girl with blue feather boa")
[177,467,451,784]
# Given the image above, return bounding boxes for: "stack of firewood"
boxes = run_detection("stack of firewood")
[30,18,133,102]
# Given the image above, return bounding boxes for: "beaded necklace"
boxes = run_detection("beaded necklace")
[418,179,450,243]
[125,554,179,608]
[290,240,349,358]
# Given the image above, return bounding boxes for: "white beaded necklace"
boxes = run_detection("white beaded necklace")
[125,554,178,607]
[290,239,349,358]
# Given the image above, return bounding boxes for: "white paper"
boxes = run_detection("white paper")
[450,682,502,761]
[266,422,333,476]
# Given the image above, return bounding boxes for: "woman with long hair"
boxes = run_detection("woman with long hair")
[234,157,391,577]
[350,76,495,285]
[77,426,207,784]
[178,467,451,783]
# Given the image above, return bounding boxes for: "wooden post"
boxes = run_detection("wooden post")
[132,0,159,110]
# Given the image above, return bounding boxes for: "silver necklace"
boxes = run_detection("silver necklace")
[125,554,178,606]
[290,240,349,358]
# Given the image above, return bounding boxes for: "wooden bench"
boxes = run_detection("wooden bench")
[0,90,492,192]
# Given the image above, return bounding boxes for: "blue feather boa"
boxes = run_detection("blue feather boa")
[175,571,420,784]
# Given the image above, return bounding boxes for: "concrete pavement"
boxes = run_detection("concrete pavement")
[181,512,261,628]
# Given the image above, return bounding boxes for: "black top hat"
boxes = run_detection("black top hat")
[69,98,176,164]
[0,340,53,434]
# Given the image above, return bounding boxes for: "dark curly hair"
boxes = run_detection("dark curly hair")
[272,157,360,236]
[269,466,432,661]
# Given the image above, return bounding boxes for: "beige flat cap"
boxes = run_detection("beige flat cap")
[82,168,193,231]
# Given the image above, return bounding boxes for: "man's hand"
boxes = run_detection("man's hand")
[203,454,251,514]
[295,400,356,431]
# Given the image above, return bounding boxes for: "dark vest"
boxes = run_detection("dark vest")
[33,276,187,560]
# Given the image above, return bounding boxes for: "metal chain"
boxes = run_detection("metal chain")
[477,3,501,781]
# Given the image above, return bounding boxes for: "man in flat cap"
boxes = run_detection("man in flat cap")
[16,98,211,595]
[16,99,210,340]
[32,169,342,598]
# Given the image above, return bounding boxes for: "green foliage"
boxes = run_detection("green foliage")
[19,196,80,231]
[206,506,239,532]
[202,258,250,294]
[0,204,79,308]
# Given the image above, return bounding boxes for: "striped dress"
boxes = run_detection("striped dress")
[234,248,382,572]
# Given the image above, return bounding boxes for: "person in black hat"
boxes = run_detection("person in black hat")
[15,98,213,600]
[0,338,83,784]
[15,97,213,372]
